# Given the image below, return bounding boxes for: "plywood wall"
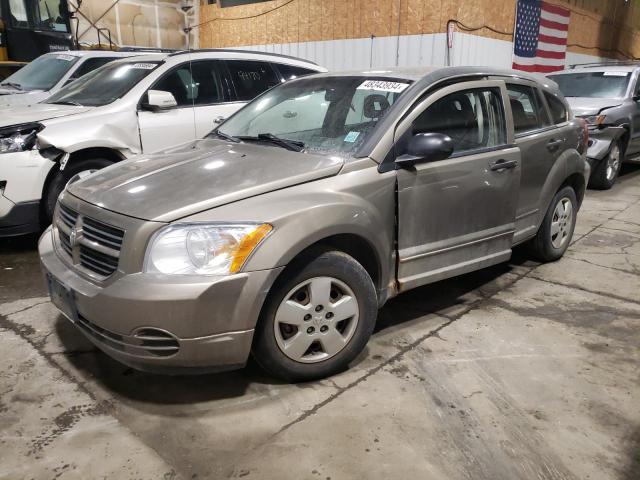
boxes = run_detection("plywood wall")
[198,0,640,59]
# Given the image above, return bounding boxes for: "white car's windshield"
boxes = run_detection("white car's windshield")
[549,71,631,98]
[0,54,79,91]
[45,60,161,107]
[217,76,412,156]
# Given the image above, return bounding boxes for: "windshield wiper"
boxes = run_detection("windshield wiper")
[0,82,23,91]
[237,133,305,152]
[211,130,240,143]
[50,100,83,107]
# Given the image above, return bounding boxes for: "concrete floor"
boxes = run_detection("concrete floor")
[1,166,639,480]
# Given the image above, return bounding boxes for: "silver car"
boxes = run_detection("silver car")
[39,67,590,381]
[549,63,640,189]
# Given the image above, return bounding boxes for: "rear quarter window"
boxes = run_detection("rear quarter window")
[544,92,568,124]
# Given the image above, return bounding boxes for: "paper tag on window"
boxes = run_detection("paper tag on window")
[56,55,75,62]
[344,131,360,143]
[131,63,157,70]
[603,71,629,77]
[357,80,410,93]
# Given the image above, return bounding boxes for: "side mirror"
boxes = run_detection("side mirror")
[633,94,640,102]
[395,132,454,167]
[142,90,178,112]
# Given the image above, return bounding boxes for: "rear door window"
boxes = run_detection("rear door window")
[225,60,280,101]
[544,92,569,125]
[507,84,550,134]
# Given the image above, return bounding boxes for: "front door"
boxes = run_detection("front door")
[395,80,521,290]
[138,59,228,153]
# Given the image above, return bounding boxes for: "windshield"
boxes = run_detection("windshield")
[217,76,411,156]
[0,54,78,91]
[549,71,631,98]
[45,61,161,107]
[7,0,70,32]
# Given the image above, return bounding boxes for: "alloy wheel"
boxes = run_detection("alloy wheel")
[274,276,359,363]
[606,144,621,182]
[550,197,573,249]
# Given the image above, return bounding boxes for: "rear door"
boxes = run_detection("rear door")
[628,72,640,156]
[395,80,521,290]
[506,81,563,243]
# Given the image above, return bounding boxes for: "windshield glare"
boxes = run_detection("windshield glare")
[217,76,411,156]
[0,54,78,91]
[549,72,631,98]
[45,61,160,107]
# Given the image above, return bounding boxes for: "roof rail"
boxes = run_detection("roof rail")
[167,48,319,66]
[119,47,183,53]
[569,60,640,69]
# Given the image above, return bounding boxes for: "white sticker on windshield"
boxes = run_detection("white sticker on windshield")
[344,131,360,143]
[357,80,410,93]
[56,55,75,62]
[132,63,157,70]
[603,71,629,77]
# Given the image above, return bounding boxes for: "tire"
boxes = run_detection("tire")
[589,140,623,190]
[529,186,578,263]
[42,158,114,225]
[253,249,378,382]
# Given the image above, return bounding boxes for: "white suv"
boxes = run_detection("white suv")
[0,50,325,237]
[0,50,146,107]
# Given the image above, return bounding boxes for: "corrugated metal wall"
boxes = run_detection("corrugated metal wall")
[231,32,605,71]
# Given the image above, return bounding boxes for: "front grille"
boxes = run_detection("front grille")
[76,315,180,357]
[55,203,125,278]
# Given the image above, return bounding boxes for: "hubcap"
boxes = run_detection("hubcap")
[606,145,621,181]
[274,276,359,363]
[550,197,573,249]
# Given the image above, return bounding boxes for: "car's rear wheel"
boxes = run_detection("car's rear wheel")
[529,186,577,262]
[253,250,377,382]
[589,140,622,190]
[42,158,114,226]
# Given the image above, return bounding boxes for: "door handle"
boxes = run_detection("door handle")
[547,138,564,152]
[490,159,518,171]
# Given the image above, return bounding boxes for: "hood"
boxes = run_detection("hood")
[0,103,91,128]
[0,89,48,107]
[68,139,345,222]
[564,97,622,117]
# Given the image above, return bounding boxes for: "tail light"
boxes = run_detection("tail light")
[577,118,589,155]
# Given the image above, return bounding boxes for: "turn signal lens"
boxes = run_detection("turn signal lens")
[230,223,273,273]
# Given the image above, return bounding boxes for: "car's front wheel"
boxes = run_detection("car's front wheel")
[253,250,377,382]
[42,158,114,226]
[589,140,622,190]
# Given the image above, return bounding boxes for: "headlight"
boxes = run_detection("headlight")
[145,223,272,275]
[0,123,43,154]
[582,115,606,126]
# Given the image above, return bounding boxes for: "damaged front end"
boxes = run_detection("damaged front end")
[584,123,626,168]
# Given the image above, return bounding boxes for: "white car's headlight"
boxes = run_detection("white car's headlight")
[0,123,42,154]
[145,223,272,275]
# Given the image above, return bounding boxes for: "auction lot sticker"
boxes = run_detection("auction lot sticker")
[357,80,410,93]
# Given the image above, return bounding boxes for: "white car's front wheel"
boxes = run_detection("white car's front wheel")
[42,158,114,226]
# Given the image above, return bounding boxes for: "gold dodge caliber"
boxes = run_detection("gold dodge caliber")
[40,67,590,381]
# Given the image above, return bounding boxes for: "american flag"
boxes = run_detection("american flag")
[512,0,570,73]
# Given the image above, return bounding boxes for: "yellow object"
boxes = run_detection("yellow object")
[230,224,273,273]
[0,18,7,62]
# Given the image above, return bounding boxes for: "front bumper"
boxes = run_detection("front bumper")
[0,198,40,237]
[39,227,284,374]
[0,150,56,236]
[586,125,626,164]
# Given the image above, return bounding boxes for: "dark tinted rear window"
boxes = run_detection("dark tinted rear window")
[274,63,316,81]
[226,60,280,101]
